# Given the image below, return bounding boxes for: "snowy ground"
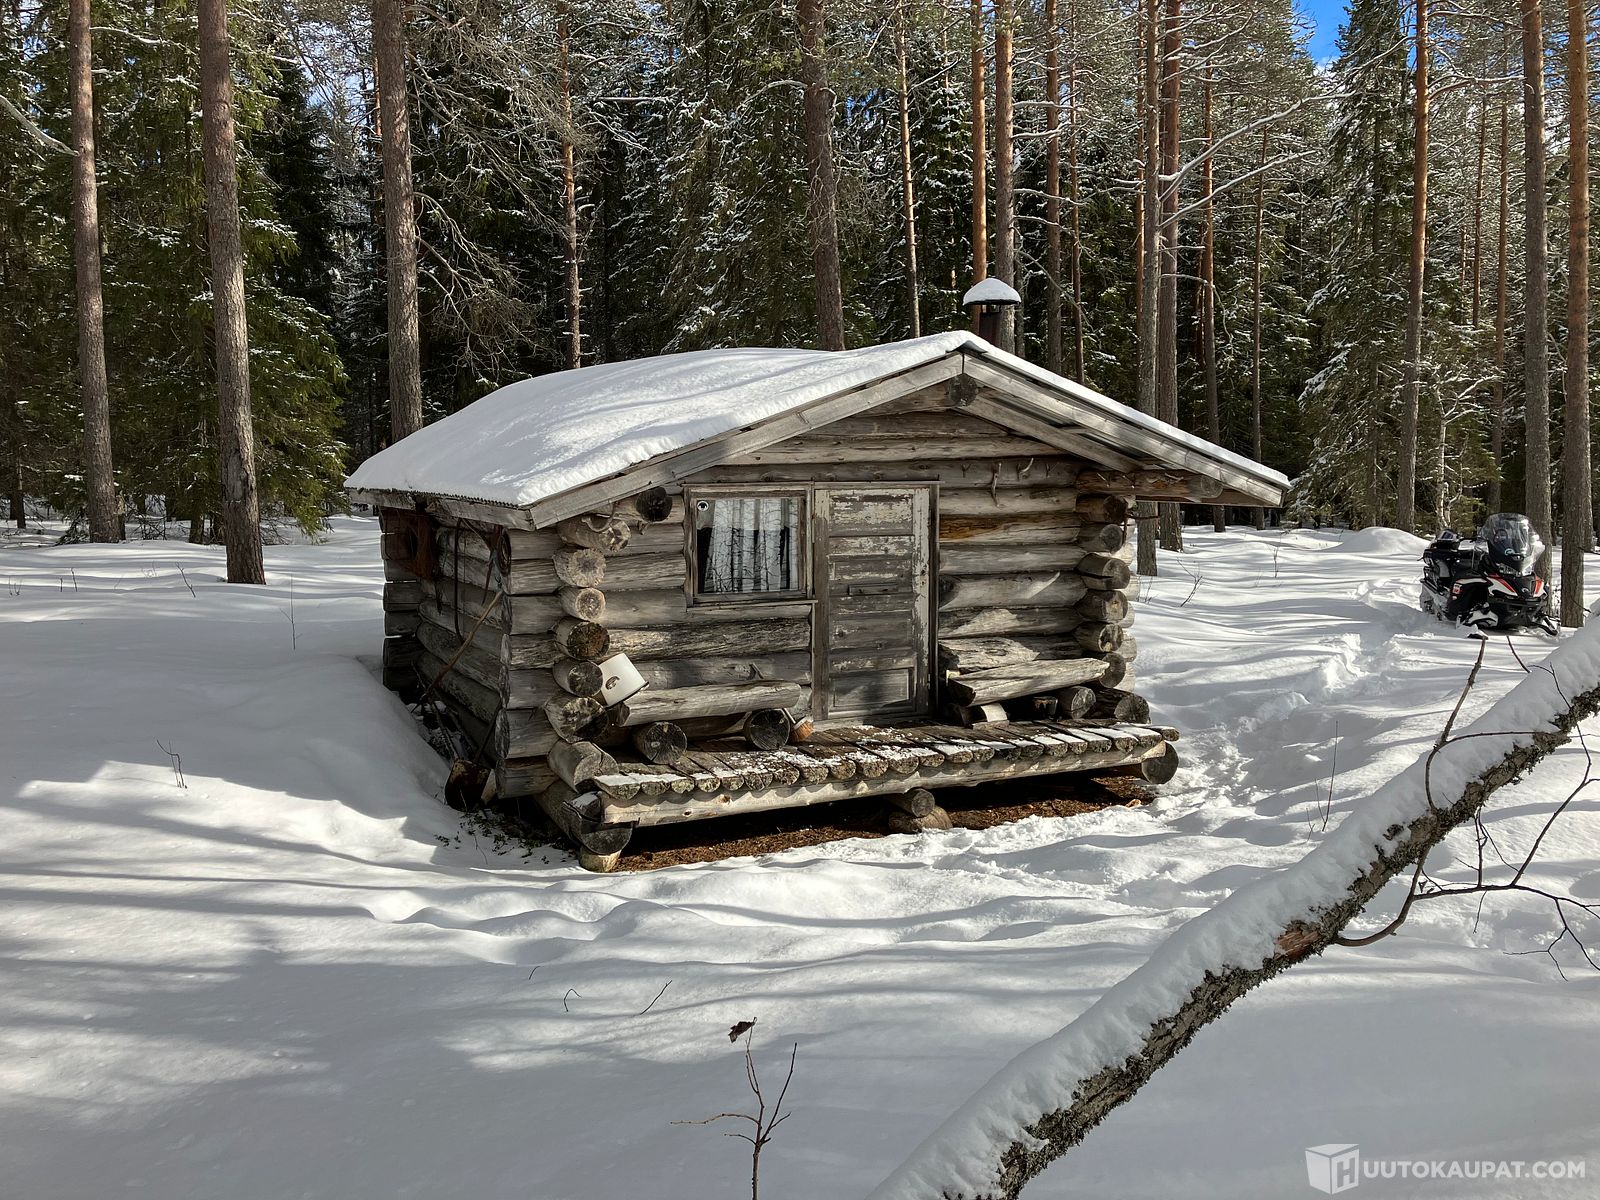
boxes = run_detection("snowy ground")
[2,517,1597,1199]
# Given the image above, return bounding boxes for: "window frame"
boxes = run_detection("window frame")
[684,485,814,607]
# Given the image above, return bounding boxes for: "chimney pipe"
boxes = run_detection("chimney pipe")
[960,277,1022,350]
[978,307,1002,345]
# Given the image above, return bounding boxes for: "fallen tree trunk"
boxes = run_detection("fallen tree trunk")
[869,627,1600,1200]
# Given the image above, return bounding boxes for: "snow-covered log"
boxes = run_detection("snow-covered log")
[869,624,1600,1200]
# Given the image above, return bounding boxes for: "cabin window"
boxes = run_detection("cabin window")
[691,493,807,599]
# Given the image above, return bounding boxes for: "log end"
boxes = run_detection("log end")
[632,487,675,523]
[743,708,795,751]
[1135,741,1179,784]
[578,848,624,873]
[887,805,953,834]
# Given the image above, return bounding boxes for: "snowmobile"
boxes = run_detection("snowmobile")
[1419,513,1558,634]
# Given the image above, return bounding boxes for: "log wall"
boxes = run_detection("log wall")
[378,507,424,696]
[709,389,1143,725]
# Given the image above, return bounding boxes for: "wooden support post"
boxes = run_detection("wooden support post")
[887,805,954,833]
[886,787,937,817]
[1116,740,1179,783]
[534,780,632,859]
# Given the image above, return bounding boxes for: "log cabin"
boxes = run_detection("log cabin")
[347,330,1286,869]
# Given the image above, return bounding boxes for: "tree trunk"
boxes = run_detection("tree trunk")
[68,0,117,542]
[894,0,921,338]
[1488,42,1510,516]
[1250,130,1267,530]
[1135,0,1159,575]
[1131,10,1145,378]
[970,0,987,309]
[1066,3,1085,383]
[1471,94,1487,330]
[1559,0,1589,625]
[1395,0,1429,533]
[557,0,582,368]
[992,0,1015,352]
[1155,0,1181,551]
[1522,0,1552,576]
[5,411,19,527]
[374,0,423,441]
[799,0,845,350]
[1201,70,1222,532]
[196,0,264,584]
[1044,0,1061,372]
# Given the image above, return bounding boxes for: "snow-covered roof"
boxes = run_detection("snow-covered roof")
[345,331,1288,519]
[961,277,1023,306]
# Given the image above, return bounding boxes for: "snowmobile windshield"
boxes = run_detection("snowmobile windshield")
[1480,513,1535,569]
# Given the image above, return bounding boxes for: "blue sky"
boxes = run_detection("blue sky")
[1299,0,1349,62]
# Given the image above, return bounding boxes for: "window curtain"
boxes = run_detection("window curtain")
[705,497,796,593]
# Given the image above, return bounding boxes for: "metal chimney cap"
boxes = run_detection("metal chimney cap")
[961,277,1022,307]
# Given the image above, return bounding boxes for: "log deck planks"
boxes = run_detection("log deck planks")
[594,719,1176,826]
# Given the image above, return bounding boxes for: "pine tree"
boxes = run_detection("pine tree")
[257,61,339,317]
[1558,0,1589,624]
[1301,0,1413,525]
[374,0,423,439]
[67,0,117,541]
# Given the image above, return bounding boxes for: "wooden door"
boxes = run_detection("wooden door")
[813,485,933,722]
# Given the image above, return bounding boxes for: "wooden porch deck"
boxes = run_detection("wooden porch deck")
[591,719,1178,829]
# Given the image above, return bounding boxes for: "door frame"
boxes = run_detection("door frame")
[810,481,938,724]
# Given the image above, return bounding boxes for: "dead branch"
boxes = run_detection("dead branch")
[675,1020,798,1200]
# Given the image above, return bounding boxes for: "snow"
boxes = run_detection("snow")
[344,333,1289,512]
[3,520,1598,1199]
[874,576,1600,1198]
[962,277,1023,306]
[1340,525,1431,555]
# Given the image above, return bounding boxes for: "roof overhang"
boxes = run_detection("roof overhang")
[348,338,1286,526]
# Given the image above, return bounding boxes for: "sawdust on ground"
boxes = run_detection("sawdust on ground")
[616,773,1153,871]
